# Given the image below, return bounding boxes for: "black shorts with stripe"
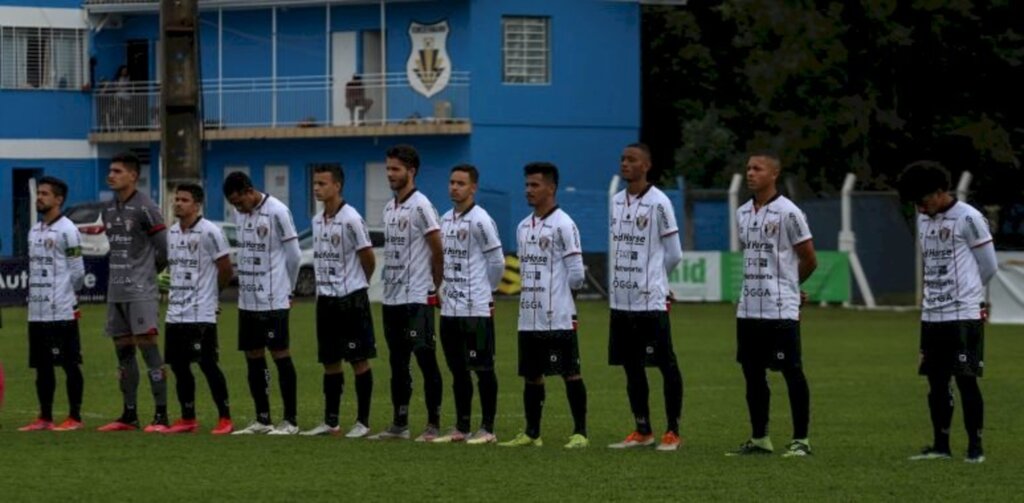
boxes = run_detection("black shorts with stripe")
[28,320,82,368]
[608,310,678,367]
[317,289,376,364]
[736,318,802,370]
[382,303,436,353]
[919,320,984,378]
[518,330,581,378]
[238,309,290,351]
[165,322,220,366]
[440,316,495,371]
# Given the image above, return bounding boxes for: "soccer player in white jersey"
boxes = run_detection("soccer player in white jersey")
[500,162,590,449]
[606,144,685,452]
[19,177,86,432]
[301,164,377,438]
[369,144,446,441]
[223,171,303,435]
[432,165,505,444]
[163,183,234,435]
[726,153,817,457]
[897,161,996,464]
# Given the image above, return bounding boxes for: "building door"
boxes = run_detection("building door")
[361,30,384,124]
[364,162,388,229]
[12,168,43,257]
[126,40,150,81]
[331,32,357,126]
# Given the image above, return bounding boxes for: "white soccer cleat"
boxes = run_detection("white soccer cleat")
[432,428,467,443]
[367,423,411,440]
[414,425,441,443]
[231,421,274,435]
[466,429,497,445]
[300,423,340,436]
[345,422,371,439]
[267,420,300,435]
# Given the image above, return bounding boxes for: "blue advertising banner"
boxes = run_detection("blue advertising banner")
[0,257,109,306]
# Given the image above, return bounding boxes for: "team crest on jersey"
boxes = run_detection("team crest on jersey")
[635,215,649,230]
[939,227,952,242]
[124,219,133,232]
[331,233,342,247]
[398,217,409,231]
[188,239,199,253]
[539,236,551,251]
[44,238,55,249]
[764,221,778,237]
[257,225,269,239]
[457,228,469,241]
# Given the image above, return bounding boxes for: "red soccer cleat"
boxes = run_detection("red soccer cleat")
[97,420,140,432]
[211,418,234,435]
[164,418,199,434]
[18,418,54,432]
[52,418,85,431]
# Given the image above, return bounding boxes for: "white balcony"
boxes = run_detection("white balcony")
[90,72,470,143]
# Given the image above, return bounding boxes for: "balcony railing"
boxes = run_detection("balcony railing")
[92,72,470,134]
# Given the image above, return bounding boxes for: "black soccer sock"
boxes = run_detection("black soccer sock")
[660,362,684,434]
[476,370,497,433]
[624,364,652,435]
[927,373,953,452]
[116,345,139,421]
[782,367,810,439]
[524,381,545,439]
[415,349,444,426]
[389,350,413,427]
[140,344,168,414]
[274,357,298,424]
[199,360,231,419]
[956,375,984,449]
[62,363,84,421]
[246,357,272,425]
[35,365,56,421]
[323,372,344,428]
[565,378,588,437]
[742,364,770,438]
[355,369,373,426]
[171,363,197,420]
[452,370,473,433]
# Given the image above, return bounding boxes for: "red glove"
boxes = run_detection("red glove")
[980,302,989,323]
[428,290,440,308]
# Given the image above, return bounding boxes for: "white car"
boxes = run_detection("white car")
[64,202,109,256]
[294,227,385,298]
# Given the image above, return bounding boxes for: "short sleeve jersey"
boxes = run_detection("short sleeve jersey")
[609,185,680,311]
[313,202,373,298]
[105,190,166,302]
[918,200,994,322]
[440,204,503,317]
[234,193,299,311]
[28,216,82,322]
[516,207,582,331]
[736,194,813,321]
[166,218,230,324]
[382,189,441,306]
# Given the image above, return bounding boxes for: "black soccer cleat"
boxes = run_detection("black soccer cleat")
[908,446,952,461]
[965,445,985,464]
[725,438,774,456]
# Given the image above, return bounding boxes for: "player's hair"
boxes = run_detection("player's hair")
[176,182,204,204]
[386,144,421,175]
[38,176,69,204]
[897,160,951,204]
[748,150,782,171]
[111,152,141,174]
[313,163,345,187]
[626,142,652,161]
[223,171,255,197]
[450,164,479,184]
[524,162,559,187]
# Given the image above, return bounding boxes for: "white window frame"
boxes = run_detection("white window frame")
[0,25,87,91]
[501,16,551,86]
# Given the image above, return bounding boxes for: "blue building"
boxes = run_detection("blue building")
[0,0,642,256]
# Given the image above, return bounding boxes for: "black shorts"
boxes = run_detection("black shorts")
[736,318,803,371]
[165,323,220,366]
[317,290,377,364]
[518,330,581,378]
[608,310,678,367]
[919,320,984,378]
[440,316,495,371]
[28,321,82,368]
[238,309,290,352]
[382,303,436,353]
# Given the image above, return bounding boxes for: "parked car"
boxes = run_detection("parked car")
[294,227,385,297]
[64,202,109,256]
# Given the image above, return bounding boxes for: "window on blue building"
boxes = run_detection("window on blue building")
[0,26,85,90]
[502,16,550,85]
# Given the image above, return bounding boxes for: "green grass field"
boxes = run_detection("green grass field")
[0,300,1021,501]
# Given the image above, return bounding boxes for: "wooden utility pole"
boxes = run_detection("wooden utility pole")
[159,0,202,194]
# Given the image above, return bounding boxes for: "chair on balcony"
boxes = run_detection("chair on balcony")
[345,75,374,126]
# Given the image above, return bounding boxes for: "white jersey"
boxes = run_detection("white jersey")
[166,218,230,324]
[313,202,373,298]
[736,194,813,320]
[28,216,82,322]
[516,207,581,331]
[609,185,680,311]
[382,189,441,305]
[440,204,503,317]
[918,200,993,322]
[235,193,299,311]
